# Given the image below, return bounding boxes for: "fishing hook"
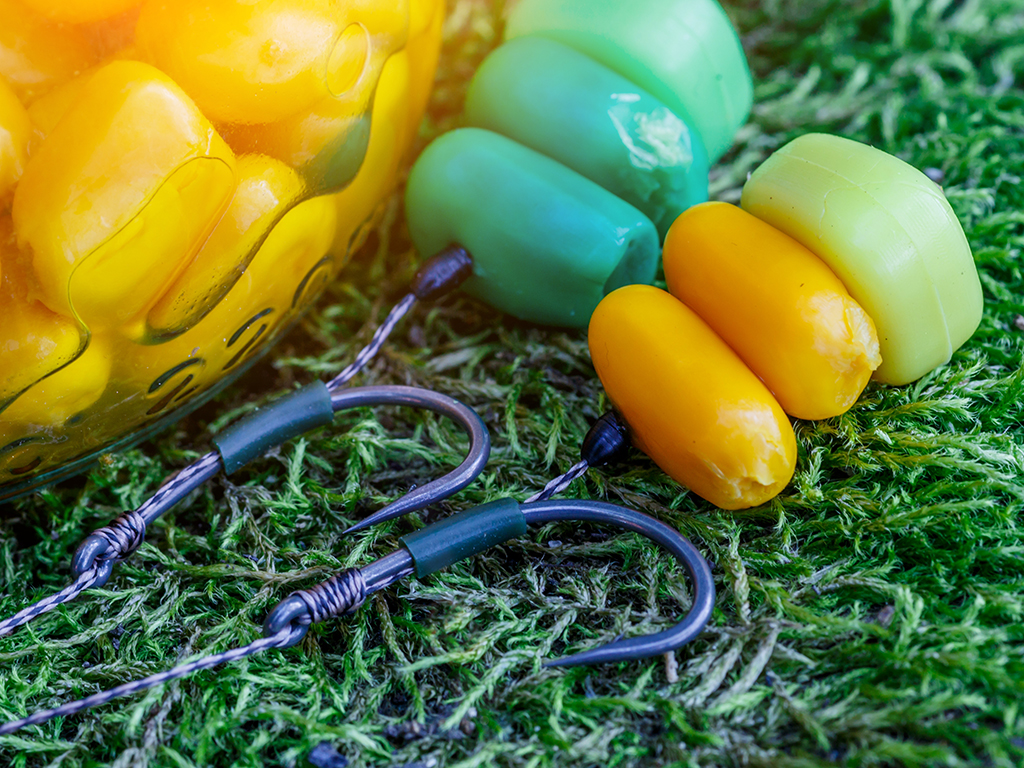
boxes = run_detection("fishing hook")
[0,496,713,735]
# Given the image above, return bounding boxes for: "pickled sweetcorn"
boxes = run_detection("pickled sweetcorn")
[0,0,444,497]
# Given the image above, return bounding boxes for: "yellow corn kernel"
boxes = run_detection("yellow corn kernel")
[118,195,339,408]
[137,0,393,126]
[12,60,237,331]
[219,4,412,191]
[588,284,796,509]
[147,154,305,338]
[25,72,91,138]
[245,194,340,320]
[663,202,881,420]
[3,335,111,427]
[0,0,96,102]
[0,290,82,407]
[0,77,32,203]
[16,0,141,24]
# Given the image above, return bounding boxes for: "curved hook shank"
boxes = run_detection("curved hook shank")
[521,499,715,668]
[331,386,491,533]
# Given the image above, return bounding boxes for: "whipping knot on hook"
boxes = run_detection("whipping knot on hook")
[295,569,368,625]
[92,509,147,563]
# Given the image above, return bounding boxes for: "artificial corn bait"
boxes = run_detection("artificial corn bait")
[0,77,31,204]
[13,61,237,331]
[195,0,409,190]
[117,195,339,408]
[663,202,881,420]
[406,128,660,327]
[465,36,709,237]
[589,285,797,509]
[506,0,751,163]
[741,133,983,386]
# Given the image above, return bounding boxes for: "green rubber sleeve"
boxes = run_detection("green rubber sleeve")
[213,382,335,474]
[400,498,527,578]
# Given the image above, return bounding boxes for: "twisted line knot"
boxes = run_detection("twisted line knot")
[295,569,368,625]
[92,509,147,563]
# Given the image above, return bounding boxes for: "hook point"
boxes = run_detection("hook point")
[343,519,372,535]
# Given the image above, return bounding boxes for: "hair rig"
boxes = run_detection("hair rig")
[0,251,715,735]
[0,246,482,637]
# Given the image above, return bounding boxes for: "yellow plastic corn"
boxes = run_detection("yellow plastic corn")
[663,202,881,420]
[13,60,239,332]
[0,0,444,497]
[589,284,797,510]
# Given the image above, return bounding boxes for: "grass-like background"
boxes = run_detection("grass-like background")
[3,0,1024,765]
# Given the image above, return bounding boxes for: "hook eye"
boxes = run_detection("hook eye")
[329,385,491,533]
[521,499,714,667]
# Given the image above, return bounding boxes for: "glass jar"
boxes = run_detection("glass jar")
[0,0,445,500]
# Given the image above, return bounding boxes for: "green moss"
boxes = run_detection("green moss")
[3,0,1024,765]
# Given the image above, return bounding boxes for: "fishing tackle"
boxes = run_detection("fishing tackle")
[0,247,479,637]
[0,252,715,735]
[0,497,714,736]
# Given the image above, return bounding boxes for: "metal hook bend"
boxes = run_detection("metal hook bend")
[265,497,714,667]
[329,385,491,533]
[520,500,714,667]
[74,383,487,583]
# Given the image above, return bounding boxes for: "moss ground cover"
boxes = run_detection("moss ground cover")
[3,0,1024,765]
